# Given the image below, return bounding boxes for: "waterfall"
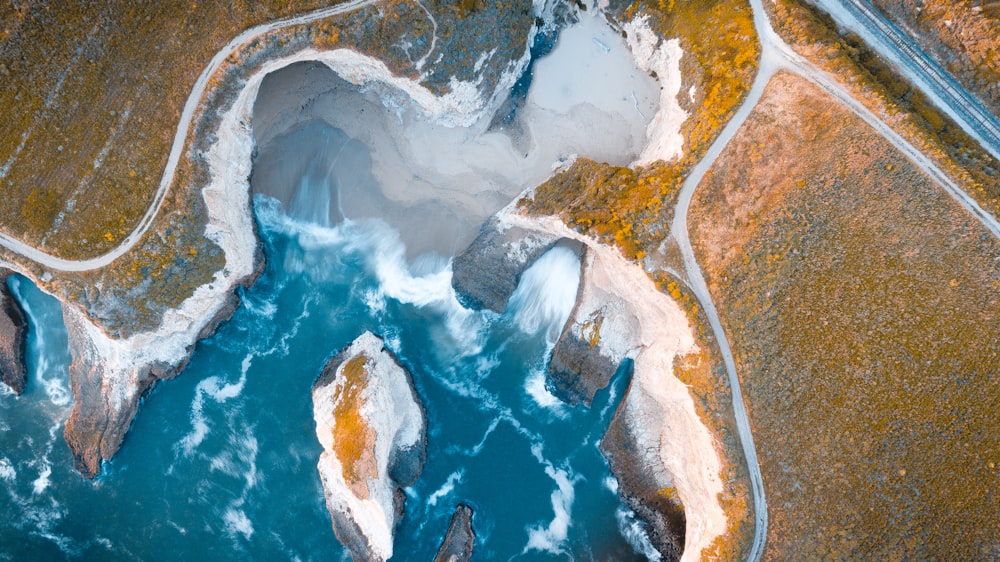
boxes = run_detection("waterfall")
[507,245,581,344]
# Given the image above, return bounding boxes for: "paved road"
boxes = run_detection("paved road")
[817,0,1000,162]
[0,0,381,273]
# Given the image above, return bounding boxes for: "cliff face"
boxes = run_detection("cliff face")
[60,267,260,478]
[451,217,563,313]
[312,331,426,562]
[451,214,636,405]
[0,273,28,395]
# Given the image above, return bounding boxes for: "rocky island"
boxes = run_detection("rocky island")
[312,331,426,561]
[0,271,28,395]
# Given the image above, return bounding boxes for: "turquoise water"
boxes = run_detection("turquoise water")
[0,189,658,559]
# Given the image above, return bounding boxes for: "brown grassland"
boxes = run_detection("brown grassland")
[690,71,1000,560]
[0,0,342,258]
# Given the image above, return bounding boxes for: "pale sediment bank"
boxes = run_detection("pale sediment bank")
[249,8,658,258]
[464,204,728,561]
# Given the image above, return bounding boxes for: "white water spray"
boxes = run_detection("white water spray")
[506,245,581,344]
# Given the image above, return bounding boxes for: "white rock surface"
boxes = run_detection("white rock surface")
[313,331,424,562]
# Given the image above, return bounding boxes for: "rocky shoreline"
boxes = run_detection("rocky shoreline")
[61,248,263,478]
[452,205,728,561]
[0,271,28,395]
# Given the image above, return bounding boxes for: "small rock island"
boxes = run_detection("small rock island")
[311,331,426,561]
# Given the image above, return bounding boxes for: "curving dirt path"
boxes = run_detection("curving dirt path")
[0,0,382,273]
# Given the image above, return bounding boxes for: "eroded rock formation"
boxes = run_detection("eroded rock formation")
[452,209,728,561]
[61,266,260,478]
[434,504,476,562]
[0,273,28,395]
[312,331,426,562]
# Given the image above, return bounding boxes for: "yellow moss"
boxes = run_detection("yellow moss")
[332,354,378,499]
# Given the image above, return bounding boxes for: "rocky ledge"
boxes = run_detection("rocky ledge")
[451,215,633,407]
[61,252,262,478]
[312,331,426,562]
[0,272,28,395]
[434,504,476,562]
[452,209,729,561]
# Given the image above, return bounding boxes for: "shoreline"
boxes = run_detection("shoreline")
[495,204,728,561]
[55,39,523,477]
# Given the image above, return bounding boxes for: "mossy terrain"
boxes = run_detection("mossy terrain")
[0,0,345,258]
[870,0,1000,119]
[524,159,683,260]
[766,0,1000,228]
[333,354,377,498]
[690,72,1000,560]
[526,0,758,262]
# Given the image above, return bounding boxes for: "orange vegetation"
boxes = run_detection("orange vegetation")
[690,71,1000,560]
[332,354,377,499]
[765,0,1000,228]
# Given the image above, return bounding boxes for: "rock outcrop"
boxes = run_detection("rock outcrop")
[312,331,426,562]
[547,246,640,406]
[450,215,629,405]
[434,504,476,562]
[61,263,260,478]
[602,391,686,561]
[451,217,562,313]
[0,273,28,395]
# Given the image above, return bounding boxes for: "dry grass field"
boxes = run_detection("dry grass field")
[690,71,1000,560]
[766,0,1000,229]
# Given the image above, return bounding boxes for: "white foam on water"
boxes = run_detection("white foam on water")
[177,352,253,457]
[259,196,490,356]
[10,276,72,410]
[0,457,16,481]
[223,507,254,541]
[616,506,662,561]
[507,245,581,344]
[603,476,619,495]
[524,445,577,556]
[524,367,567,418]
[31,463,51,496]
[449,417,502,457]
[426,470,465,508]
